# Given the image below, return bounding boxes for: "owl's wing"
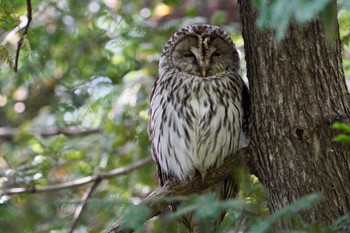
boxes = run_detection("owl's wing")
[239,80,251,149]
[218,81,247,222]
[154,155,172,186]
[148,78,174,187]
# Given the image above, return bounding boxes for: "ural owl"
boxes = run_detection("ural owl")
[148,24,250,232]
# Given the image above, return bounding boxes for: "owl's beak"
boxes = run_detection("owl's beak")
[201,67,207,77]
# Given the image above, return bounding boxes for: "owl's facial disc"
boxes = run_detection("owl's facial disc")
[171,36,233,78]
[188,46,210,77]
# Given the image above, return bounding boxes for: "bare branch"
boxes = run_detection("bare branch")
[102,148,249,233]
[1,157,153,195]
[14,0,32,72]
[68,180,101,233]
[0,127,102,139]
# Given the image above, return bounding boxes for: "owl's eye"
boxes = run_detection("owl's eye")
[184,53,195,58]
[212,51,221,57]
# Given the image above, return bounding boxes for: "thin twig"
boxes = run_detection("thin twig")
[14,0,32,72]
[68,179,102,233]
[0,127,102,139]
[1,157,153,195]
[102,148,249,233]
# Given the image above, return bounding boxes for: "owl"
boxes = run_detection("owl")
[148,24,250,232]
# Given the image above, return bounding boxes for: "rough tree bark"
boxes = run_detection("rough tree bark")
[239,0,350,228]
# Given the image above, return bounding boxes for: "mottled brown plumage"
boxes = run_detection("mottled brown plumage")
[148,24,250,232]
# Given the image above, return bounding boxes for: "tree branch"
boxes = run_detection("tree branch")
[102,148,249,233]
[14,0,32,72]
[68,179,101,233]
[0,127,102,139]
[0,157,153,195]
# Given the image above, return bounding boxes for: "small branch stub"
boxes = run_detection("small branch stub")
[14,0,32,72]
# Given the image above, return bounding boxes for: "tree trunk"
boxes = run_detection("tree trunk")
[239,0,350,228]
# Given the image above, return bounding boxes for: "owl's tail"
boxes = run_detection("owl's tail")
[188,215,222,233]
[181,178,238,233]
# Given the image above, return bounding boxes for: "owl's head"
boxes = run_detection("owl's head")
[160,24,240,78]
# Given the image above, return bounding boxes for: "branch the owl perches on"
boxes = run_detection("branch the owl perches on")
[103,148,249,233]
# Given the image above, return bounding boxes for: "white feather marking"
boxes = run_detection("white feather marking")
[150,72,242,181]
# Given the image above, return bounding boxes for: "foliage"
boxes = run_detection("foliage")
[251,0,350,77]
[123,177,347,233]
[338,1,350,80]
[123,202,151,231]
[0,0,243,232]
[332,122,350,142]
[248,193,322,233]
[0,0,349,233]
[252,0,344,41]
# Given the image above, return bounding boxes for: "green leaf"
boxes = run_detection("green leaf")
[0,0,19,30]
[169,194,245,221]
[332,134,350,143]
[294,0,331,23]
[47,135,68,158]
[333,214,350,232]
[332,122,350,142]
[77,161,93,174]
[248,193,322,233]
[253,0,332,40]
[193,194,220,219]
[210,10,228,26]
[0,46,13,68]
[123,203,150,230]
[320,0,337,42]
[161,0,180,7]
[186,7,197,17]
[331,122,350,133]
[64,150,85,160]
[17,134,45,154]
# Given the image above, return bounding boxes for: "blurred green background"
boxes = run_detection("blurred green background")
[0,0,349,232]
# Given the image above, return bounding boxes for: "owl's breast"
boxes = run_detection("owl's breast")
[150,75,242,181]
[190,80,242,175]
